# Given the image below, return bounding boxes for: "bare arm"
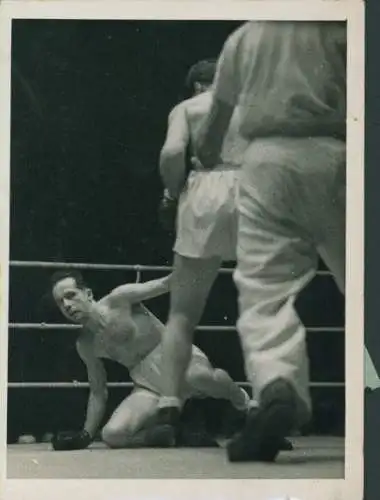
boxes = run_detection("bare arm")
[159,104,190,198]
[108,274,172,306]
[196,99,234,169]
[195,30,241,169]
[76,339,108,439]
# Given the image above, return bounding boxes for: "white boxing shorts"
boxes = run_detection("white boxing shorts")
[129,343,212,399]
[174,166,240,261]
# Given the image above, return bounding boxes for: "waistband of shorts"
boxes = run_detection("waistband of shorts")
[241,122,346,142]
[193,163,240,172]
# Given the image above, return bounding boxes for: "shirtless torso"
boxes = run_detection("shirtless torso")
[79,300,162,370]
[51,273,251,449]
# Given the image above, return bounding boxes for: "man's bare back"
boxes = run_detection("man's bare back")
[167,90,248,174]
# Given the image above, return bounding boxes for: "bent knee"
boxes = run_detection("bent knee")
[213,368,231,384]
[101,424,133,449]
[190,366,234,397]
[187,364,217,390]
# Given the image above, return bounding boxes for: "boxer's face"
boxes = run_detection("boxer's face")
[52,277,93,323]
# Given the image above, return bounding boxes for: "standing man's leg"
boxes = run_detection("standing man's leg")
[229,187,317,463]
[148,254,221,445]
[228,137,346,462]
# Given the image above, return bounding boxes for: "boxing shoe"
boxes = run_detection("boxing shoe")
[281,437,294,451]
[227,378,298,462]
[177,401,219,448]
[222,402,294,452]
[177,423,219,448]
[146,399,219,448]
[145,406,181,448]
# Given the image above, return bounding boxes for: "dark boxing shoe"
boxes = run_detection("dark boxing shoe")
[280,437,294,451]
[222,403,294,452]
[227,378,298,462]
[145,406,181,448]
[177,402,219,448]
[220,405,248,440]
[177,425,219,448]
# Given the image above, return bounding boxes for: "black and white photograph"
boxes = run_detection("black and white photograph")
[0,2,364,500]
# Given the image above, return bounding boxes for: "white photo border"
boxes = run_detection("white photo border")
[0,1,364,500]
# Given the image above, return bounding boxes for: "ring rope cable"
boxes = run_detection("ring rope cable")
[8,260,343,392]
[8,381,344,389]
[9,260,332,276]
[8,323,344,333]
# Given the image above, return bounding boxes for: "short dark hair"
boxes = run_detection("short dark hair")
[50,269,88,290]
[185,59,217,90]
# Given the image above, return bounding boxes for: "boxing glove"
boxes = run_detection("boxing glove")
[158,190,178,231]
[51,429,92,451]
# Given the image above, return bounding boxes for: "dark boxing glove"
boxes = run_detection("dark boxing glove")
[158,189,178,232]
[51,429,92,451]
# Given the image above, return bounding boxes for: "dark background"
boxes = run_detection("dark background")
[8,20,344,443]
[365,1,380,500]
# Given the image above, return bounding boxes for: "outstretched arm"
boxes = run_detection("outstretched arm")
[108,274,172,305]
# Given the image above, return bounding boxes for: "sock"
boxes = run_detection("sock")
[233,388,252,412]
[158,396,182,410]
[248,399,259,410]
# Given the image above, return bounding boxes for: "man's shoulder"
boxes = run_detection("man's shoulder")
[101,290,133,314]
[169,92,211,116]
[167,100,188,122]
[98,293,112,308]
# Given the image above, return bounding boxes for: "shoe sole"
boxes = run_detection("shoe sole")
[227,382,297,462]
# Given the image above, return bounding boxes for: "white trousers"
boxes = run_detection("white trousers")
[233,137,346,421]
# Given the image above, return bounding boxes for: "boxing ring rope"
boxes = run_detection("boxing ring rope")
[8,260,345,391]
[9,260,333,276]
[8,323,344,333]
[8,381,343,389]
